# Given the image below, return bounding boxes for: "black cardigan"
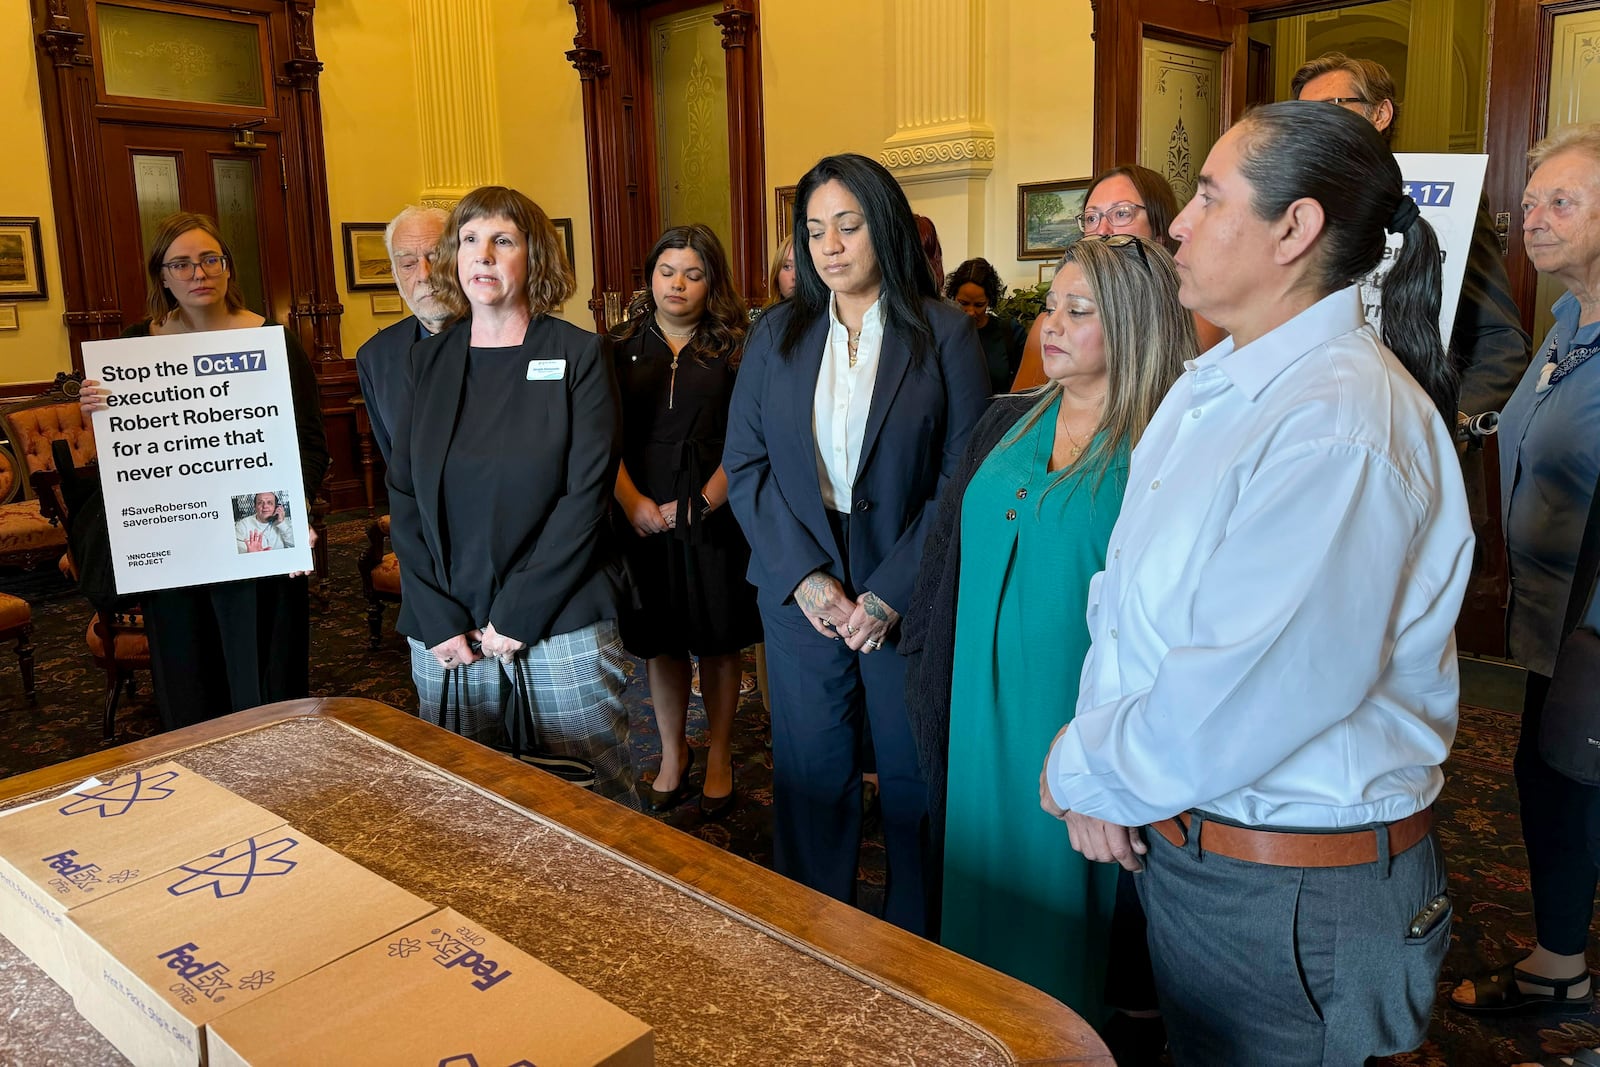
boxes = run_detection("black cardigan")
[900,392,1037,837]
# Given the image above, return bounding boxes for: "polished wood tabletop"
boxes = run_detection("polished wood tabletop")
[0,697,1112,1066]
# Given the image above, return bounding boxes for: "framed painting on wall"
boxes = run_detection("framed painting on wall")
[774,186,797,242]
[551,217,576,271]
[1017,180,1091,261]
[0,218,48,300]
[341,222,393,291]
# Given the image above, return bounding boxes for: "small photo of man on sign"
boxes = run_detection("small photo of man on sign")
[233,490,295,553]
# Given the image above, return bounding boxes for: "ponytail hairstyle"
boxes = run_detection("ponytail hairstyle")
[1234,101,1456,423]
[783,154,939,365]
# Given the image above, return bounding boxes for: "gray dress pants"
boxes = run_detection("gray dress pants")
[1136,815,1450,1067]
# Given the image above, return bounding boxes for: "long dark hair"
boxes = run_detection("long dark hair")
[1086,165,1182,253]
[782,154,938,364]
[1235,102,1456,422]
[618,224,747,368]
[944,258,1002,307]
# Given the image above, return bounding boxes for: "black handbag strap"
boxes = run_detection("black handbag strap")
[1562,466,1600,636]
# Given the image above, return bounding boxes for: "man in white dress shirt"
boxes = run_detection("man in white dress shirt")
[1042,103,1473,1064]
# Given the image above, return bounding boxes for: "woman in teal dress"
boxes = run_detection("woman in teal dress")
[903,234,1194,1018]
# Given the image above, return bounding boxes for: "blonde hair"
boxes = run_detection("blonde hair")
[432,186,575,319]
[764,234,794,308]
[1009,236,1194,497]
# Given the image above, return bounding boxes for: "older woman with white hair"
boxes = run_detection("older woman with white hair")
[1450,124,1600,1067]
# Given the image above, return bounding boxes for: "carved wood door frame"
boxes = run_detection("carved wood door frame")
[567,0,766,330]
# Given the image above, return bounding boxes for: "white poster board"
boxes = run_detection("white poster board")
[1359,153,1488,348]
[82,326,311,594]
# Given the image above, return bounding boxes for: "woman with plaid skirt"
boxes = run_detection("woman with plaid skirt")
[386,185,638,808]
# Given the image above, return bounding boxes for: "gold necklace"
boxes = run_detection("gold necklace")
[650,322,692,410]
[847,329,861,369]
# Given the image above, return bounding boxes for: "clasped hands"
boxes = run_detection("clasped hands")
[792,570,897,654]
[429,622,525,670]
[1039,723,1148,872]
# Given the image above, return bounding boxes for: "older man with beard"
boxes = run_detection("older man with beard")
[356,205,450,464]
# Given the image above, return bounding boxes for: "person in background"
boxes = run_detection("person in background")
[1012,165,1225,391]
[904,234,1191,1018]
[1042,102,1470,1064]
[386,185,638,808]
[725,153,989,935]
[1449,127,1600,1067]
[946,257,1029,394]
[1291,51,1531,417]
[79,211,328,731]
[768,235,796,305]
[612,224,761,819]
[914,214,945,293]
[356,205,450,466]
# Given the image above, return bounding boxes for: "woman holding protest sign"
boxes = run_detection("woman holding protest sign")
[78,211,327,732]
[384,185,639,808]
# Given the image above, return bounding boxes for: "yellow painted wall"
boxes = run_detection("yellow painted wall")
[0,0,1096,386]
[490,2,595,327]
[317,2,426,358]
[0,3,72,386]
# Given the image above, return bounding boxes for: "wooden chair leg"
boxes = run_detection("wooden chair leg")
[103,666,123,741]
[367,599,385,651]
[16,625,34,702]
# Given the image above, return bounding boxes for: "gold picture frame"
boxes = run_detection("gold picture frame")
[0,218,48,301]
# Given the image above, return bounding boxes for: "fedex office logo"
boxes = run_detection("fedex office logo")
[166,836,298,899]
[58,769,179,817]
[156,943,233,1003]
[422,929,513,991]
[40,850,103,893]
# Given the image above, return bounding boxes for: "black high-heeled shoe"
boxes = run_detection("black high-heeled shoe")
[643,747,696,812]
[699,769,737,821]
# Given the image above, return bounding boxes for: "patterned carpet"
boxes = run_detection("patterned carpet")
[0,514,1594,1066]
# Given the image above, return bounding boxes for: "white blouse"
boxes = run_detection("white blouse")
[812,294,885,511]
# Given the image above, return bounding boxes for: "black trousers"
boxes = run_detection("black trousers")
[143,575,312,732]
[1516,671,1600,955]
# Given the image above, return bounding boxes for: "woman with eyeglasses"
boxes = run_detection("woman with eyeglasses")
[903,234,1191,1020]
[1012,166,1225,392]
[947,258,1028,394]
[78,211,328,731]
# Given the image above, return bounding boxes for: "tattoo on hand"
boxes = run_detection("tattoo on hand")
[798,573,832,613]
[862,592,890,623]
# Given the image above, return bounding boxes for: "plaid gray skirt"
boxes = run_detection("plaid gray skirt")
[409,619,638,808]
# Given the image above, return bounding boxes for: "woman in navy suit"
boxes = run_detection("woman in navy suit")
[724,154,989,934]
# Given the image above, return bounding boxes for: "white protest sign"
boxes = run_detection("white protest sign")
[82,325,311,594]
[1359,153,1487,348]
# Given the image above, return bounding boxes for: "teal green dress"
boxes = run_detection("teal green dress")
[941,396,1125,1015]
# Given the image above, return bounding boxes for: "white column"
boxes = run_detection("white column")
[410,0,503,207]
[879,0,995,265]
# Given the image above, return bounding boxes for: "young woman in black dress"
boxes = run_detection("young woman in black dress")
[612,224,761,818]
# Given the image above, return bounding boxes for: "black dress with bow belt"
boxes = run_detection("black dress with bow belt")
[610,328,761,659]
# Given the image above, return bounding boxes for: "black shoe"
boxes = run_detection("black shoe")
[699,784,737,821]
[644,748,695,812]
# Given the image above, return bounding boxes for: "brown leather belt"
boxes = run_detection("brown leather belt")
[1150,807,1433,868]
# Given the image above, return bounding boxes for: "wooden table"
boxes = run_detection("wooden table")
[0,698,1111,1066]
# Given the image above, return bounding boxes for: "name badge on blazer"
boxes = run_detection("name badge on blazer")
[526,359,567,381]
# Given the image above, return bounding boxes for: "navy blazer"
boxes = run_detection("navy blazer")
[724,297,989,618]
[386,315,623,648]
[355,314,428,466]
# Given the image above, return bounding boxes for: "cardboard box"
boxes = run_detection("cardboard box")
[206,907,653,1067]
[64,826,434,1067]
[0,762,284,987]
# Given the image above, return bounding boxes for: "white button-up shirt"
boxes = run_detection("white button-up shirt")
[813,294,885,511]
[1045,286,1473,829]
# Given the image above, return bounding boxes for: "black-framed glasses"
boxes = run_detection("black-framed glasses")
[1078,233,1151,270]
[1075,202,1147,232]
[162,254,228,278]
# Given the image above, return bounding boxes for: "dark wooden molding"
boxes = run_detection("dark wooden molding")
[568,0,767,329]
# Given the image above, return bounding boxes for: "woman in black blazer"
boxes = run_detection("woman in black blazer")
[386,185,637,808]
[724,154,989,935]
